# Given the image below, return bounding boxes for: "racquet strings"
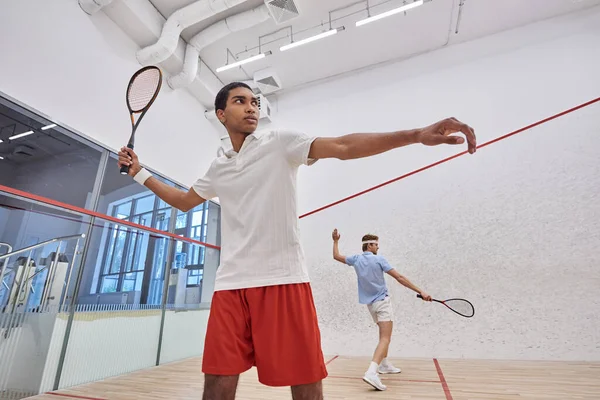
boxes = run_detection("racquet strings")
[127,68,162,113]
[444,299,474,317]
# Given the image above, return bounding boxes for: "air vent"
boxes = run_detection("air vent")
[254,67,283,94]
[264,0,300,24]
[256,94,273,122]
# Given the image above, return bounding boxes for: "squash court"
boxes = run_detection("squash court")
[1,1,600,400]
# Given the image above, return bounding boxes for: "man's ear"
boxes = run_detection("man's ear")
[216,109,225,124]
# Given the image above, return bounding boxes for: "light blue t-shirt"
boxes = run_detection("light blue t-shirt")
[345,252,394,305]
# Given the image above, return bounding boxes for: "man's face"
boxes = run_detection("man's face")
[368,242,379,255]
[217,87,259,134]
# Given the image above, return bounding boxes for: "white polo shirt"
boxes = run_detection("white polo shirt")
[192,129,318,292]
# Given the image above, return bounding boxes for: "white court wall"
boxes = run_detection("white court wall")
[273,8,600,360]
[0,0,220,187]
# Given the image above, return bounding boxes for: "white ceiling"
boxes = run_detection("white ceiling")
[141,0,600,103]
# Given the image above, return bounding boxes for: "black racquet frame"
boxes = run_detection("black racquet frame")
[417,294,475,318]
[120,66,162,175]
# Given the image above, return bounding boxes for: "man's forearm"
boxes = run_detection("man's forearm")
[397,275,423,294]
[144,177,189,211]
[333,241,340,258]
[339,129,421,160]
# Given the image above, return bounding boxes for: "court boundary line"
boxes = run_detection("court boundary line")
[299,96,600,219]
[325,355,339,365]
[45,392,107,400]
[327,375,440,383]
[433,358,453,400]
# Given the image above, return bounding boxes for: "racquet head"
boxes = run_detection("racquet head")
[441,298,475,318]
[418,294,475,318]
[126,66,162,114]
[120,66,162,176]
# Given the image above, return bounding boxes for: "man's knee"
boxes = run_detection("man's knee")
[203,374,239,400]
[291,380,323,400]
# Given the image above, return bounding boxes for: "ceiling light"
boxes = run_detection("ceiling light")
[280,27,343,52]
[0,156,4,160]
[9,131,34,140]
[356,0,424,27]
[41,123,57,130]
[0,139,3,144]
[216,51,272,73]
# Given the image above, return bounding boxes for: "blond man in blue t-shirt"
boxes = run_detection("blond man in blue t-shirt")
[332,228,432,391]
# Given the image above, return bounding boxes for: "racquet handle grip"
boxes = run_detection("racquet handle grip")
[416,294,423,298]
[119,144,134,175]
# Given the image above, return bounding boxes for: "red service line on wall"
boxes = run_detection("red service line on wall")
[298,96,600,219]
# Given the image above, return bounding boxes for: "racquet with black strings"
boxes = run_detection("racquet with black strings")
[120,66,163,175]
[417,294,475,318]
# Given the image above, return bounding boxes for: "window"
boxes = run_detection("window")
[83,153,178,304]
[173,202,209,287]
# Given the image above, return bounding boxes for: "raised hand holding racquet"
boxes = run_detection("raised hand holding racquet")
[417,294,475,318]
[119,66,162,175]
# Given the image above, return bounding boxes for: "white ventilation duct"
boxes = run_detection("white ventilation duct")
[168,4,271,89]
[78,0,116,15]
[136,0,247,66]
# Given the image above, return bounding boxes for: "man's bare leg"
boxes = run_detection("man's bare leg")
[375,322,401,374]
[362,321,393,390]
[372,321,393,364]
[202,374,239,400]
[291,380,323,400]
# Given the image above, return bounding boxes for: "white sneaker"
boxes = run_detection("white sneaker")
[378,364,401,374]
[363,372,387,391]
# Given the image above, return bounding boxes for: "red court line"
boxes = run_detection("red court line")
[0,184,220,250]
[299,96,600,219]
[46,392,107,400]
[325,355,339,365]
[327,375,440,383]
[433,358,453,400]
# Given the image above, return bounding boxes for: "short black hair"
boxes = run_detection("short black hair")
[214,82,253,113]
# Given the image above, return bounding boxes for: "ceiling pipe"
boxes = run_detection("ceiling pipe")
[78,0,116,15]
[136,0,248,66]
[168,4,271,89]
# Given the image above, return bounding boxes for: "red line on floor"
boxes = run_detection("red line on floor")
[433,358,453,400]
[46,392,107,400]
[325,355,339,365]
[298,96,600,219]
[327,375,440,383]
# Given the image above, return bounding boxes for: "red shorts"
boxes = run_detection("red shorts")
[202,283,328,387]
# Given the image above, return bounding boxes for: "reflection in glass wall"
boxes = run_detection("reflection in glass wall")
[0,194,89,264]
[0,97,103,209]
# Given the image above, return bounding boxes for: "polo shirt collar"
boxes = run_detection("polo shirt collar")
[220,130,264,159]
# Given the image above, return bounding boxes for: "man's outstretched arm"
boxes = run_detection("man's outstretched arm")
[308,118,477,161]
[386,269,432,301]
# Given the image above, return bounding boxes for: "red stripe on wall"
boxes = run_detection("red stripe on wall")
[299,96,600,219]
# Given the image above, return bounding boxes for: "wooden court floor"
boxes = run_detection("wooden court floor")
[30,356,600,400]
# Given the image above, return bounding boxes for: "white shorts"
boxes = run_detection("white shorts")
[367,296,394,323]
